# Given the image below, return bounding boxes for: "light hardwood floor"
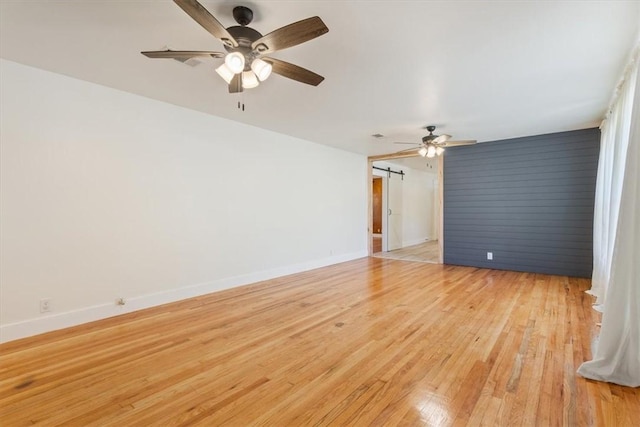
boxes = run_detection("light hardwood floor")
[373,239,440,264]
[1,258,638,425]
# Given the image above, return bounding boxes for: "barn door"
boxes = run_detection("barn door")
[387,173,403,251]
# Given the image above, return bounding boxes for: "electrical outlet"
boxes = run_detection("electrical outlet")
[40,298,51,313]
[487,252,493,260]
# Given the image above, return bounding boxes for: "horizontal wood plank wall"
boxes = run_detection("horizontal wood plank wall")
[443,128,600,277]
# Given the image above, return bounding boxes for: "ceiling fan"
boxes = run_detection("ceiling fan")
[142,0,329,93]
[394,126,477,158]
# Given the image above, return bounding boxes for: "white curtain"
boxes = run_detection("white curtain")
[587,78,633,308]
[578,47,640,387]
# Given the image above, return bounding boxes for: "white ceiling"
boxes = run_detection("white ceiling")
[1,1,638,157]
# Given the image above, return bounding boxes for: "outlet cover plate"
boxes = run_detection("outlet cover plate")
[40,298,51,313]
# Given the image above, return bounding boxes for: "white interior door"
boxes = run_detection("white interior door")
[387,173,403,251]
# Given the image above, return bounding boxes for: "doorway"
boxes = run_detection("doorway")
[372,176,383,253]
[368,155,443,264]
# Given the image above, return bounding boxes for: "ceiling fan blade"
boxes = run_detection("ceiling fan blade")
[394,147,421,154]
[263,57,324,86]
[229,73,243,93]
[433,134,451,144]
[174,0,238,48]
[141,50,225,59]
[393,142,420,145]
[441,140,477,147]
[252,16,328,55]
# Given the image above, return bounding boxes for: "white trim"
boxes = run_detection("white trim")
[0,250,367,343]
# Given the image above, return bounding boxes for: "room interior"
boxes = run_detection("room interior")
[1,0,639,424]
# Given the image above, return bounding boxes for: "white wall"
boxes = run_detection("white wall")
[0,59,367,342]
[400,166,438,246]
[373,160,437,248]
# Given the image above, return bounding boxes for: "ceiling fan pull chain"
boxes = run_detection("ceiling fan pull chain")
[236,92,246,112]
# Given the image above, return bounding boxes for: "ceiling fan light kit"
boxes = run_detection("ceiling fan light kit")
[251,58,272,81]
[142,0,329,93]
[241,70,260,89]
[224,51,245,74]
[394,125,477,158]
[215,63,235,84]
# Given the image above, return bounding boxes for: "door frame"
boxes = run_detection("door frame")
[371,174,389,251]
[367,153,444,263]
[371,176,384,233]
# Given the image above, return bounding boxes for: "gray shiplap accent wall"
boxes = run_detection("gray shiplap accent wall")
[443,128,600,277]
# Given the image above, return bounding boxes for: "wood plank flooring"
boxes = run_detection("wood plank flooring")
[373,239,440,264]
[1,258,638,426]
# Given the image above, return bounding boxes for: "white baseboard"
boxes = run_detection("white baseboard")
[0,250,367,343]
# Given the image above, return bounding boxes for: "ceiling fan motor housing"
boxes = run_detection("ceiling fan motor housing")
[225,25,263,69]
[423,125,438,143]
[422,135,436,143]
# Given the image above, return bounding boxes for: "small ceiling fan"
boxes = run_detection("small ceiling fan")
[142,0,329,93]
[394,126,477,158]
